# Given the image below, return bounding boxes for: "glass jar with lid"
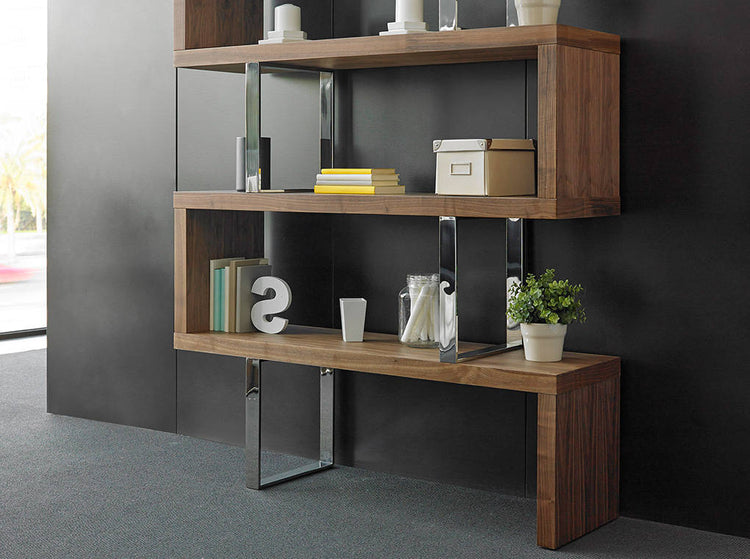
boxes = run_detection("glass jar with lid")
[398,273,439,348]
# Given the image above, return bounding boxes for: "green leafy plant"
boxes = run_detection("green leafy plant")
[507,269,586,325]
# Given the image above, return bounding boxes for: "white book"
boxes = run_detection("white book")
[236,264,273,333]
[223,267,230,332]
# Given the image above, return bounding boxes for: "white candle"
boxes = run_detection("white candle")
[396,0,423,23]
[275,4,301,32]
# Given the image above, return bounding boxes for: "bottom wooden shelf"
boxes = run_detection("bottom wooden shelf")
[174,325,618,395]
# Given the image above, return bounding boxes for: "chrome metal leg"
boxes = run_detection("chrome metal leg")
[439,217,458,363]
[245,358,261,489]
[245,359,335,490]
[439,217,525,363]
[245,62,261,192]
[319,367,334,464]
[320,71,334,170]
[506,218,526,336]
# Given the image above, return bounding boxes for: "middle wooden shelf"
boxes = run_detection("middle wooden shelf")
[174,191,619,219]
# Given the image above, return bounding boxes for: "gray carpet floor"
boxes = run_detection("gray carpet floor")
[1,350,749,559]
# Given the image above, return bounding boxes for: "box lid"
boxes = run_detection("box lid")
[433,138,535,153]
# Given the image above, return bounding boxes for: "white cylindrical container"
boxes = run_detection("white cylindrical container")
[520,323,567,362]
[340,298,367,342]
[396,0,423,23]
[263,0,273,38]
[514,0,561,26]
[275,4,302,31]
[236,137,246,192]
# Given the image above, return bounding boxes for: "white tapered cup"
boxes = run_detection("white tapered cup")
[340,298,367,342]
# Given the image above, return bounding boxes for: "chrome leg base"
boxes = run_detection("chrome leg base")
[456,340,523,362]
[245,360,335,490]
[259,461,334,489]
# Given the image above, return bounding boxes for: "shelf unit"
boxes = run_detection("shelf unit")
[173,11,621,550]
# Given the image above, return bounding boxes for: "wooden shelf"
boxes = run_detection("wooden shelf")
[174,191,620,219]
[174,326,619,395]
[174,25,620,73]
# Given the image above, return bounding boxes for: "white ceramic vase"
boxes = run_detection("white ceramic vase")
[514,0,561,26]
[340,298,367,342]
[520,323,567,362]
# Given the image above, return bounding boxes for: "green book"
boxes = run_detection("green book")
[209,257,245,330]
[213,268,222,331]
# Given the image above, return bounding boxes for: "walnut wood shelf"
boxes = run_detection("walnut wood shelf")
[174,326,619,395]
[174,25,620,73]
[174,191,620,219]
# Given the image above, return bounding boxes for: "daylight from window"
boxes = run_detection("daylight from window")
[0,0,47,333]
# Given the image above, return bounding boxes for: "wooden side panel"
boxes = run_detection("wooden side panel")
[175,209,188,332]
[537,44,558,199]
[537,375,620,549]
[174,209,264,334]
[174,0,186,50]
[538,44,620,200]
[182,0,261,50]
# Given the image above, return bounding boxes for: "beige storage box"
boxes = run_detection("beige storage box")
[433,138,536,196]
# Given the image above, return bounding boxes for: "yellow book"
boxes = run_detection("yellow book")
[320,168,396,175]
[314,185,405,195]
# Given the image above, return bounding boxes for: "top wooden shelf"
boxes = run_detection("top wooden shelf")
[174,25,620,73]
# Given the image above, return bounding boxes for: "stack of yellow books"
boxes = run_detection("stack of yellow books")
[314,168,405,194]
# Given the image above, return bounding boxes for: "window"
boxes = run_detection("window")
[0,1,47,334]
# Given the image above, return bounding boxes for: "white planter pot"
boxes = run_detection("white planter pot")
[340,298,367,342]
[515,0,561,26]
[520,323,567,362]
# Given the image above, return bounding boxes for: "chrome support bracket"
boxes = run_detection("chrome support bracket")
[439,217,526,363]
[245,359,335,490]
[244,63,261,192]
[245,63,334,192]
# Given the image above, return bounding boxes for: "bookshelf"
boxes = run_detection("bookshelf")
[173,7,621,549]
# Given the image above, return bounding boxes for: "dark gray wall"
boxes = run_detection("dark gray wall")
[550,0,750,537]
[47,0,176,430]
[50,0,750,539]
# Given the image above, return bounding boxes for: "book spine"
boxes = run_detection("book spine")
[314,185,405,195]
[210,267,215,331]
[223,267,230,332]
[228,265,237,333]
[315,176,399,185]
[213,269,222,331]
[321,168,395,175]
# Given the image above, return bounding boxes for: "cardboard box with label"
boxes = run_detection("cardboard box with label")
[433,139,536,196]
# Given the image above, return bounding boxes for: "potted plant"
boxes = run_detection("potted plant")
[507,269,585,362]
